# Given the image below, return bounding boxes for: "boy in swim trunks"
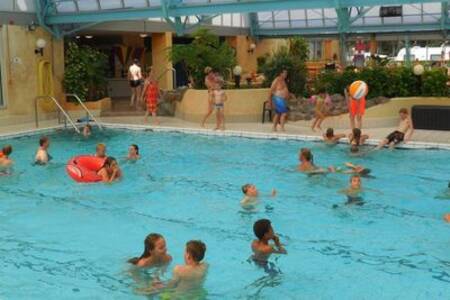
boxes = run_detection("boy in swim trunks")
[268,70,290,132]
[210,82,227,130]
[240,184,276,209]
[376,108,414,149]
[251,219,287,263]
[345,85,366,129]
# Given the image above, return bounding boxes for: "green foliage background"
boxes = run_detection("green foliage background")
[63,42,108,101]
[169,28,236,89]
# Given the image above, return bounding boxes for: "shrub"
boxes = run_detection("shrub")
[259,37,309,96]
[63,42,108,101]
[421,68,449,96]
[169,28,236,89]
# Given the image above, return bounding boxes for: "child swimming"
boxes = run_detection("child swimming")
[323,128,346,145]
[97,156,121,183]
[161,240,208,293]
[127,144,140,160]
[210,82,227,130]
[83,124,92,137]
[95,143,107,158]
[0,145,13,174]
[251,219,287,263]
[329,162,372,177]
[129,233,172,268]
[348,128,369,153]
[340,175,364,206]
[240,184,276,209]
[298,148,327,174]
[35,136,51,165]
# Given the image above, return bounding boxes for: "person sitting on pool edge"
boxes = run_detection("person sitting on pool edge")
[97,156,121,183]
[0,145,13,173]
[376,108,414,150]
[35,136,51,165]
[298,148,327,174]
[323,128,346,145]
[95,143,107,158]
[251,219,286,264]
[127,144,140,160]
[129,233,172,268]
[240,184,276,209]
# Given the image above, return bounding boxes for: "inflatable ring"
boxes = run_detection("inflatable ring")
[66,155,105,183]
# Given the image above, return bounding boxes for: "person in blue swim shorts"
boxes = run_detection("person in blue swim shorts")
[267,69,290,132]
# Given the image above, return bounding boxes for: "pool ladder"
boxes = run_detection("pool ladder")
[34,95,103,134]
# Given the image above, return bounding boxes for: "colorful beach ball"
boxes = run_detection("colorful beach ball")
[349,80,368,100]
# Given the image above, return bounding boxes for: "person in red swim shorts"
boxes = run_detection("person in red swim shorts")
[345,85,366,129]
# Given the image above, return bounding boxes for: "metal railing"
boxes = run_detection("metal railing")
[34,95,80,134]
[65,93,103,130]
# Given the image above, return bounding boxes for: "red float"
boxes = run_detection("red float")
[66,155,105,183]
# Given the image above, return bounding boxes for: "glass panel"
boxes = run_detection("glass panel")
[55,1,77,13]
[383,16,402,24]
[422,3,441,13]
[290,20,306,27]
[232,14,241,27]
[212,16,222,26]
[259,22,273,29]
[323,8,336,18]
[222,14,231,26]
[402,15,420,24]
[77,0,99,11]
[274,10,289,20]
[308,19,323,27]
[0,1,13,11]
[123,0,148,8]
[402,4,421,14]
[274,20,289,28]
[100,0,123,10]
[364,16,382,25]
[365,6,379,16]
[290,9,305,20]
[16,0,35,11]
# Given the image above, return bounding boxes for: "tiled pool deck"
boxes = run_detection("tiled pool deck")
[1,116,450,149]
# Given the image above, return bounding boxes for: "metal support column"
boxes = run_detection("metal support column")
[405,35,411,66]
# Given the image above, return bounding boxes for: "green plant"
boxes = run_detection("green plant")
[169,28,236,89]
[421,68,449,96]
[259,37,309,96]
[63,42,108,101]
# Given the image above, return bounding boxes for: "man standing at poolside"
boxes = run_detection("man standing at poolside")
[268,70,290,132]
[128,59,143,109]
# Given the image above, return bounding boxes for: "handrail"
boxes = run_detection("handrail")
[35,95,80,134]
[65,93,103,130]
[157,67,177,90]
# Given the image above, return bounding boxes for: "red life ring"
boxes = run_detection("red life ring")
[66,155,105,183]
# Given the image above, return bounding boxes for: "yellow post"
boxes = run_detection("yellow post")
[151,32,173,90]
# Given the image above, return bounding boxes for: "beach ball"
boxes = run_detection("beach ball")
[413,64,424,76]
[349,80,368,100]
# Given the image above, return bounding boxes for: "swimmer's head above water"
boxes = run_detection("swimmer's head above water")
[242,184,258,197]
[39,136,50,149]
[253,219,274,241]
[128,233,166,265]
[350,174,361,189]
[1,145,12,157]
[299,148,313,163]
[325,128,334,138]
[96,143,106,158]
[185,240,206,264]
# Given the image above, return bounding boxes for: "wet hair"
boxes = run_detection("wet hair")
[253,219,272,240]
[241,184,252,194]
[39,136,49,147]
[300,148,313,162]
[399,108,408,114]
[186,240,206,262]
[128,233,163,265]
[131,144,139,155]
[359,168,371,176]
[2,145,12,156]
[85,124,92,129]
[325,128,334,138]
[96,143,106,151]
[103,156,116,168]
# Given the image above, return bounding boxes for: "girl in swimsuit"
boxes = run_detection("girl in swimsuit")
[142,73,161,125]
[310,89,332,131]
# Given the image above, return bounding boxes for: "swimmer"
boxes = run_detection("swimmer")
[159,240,207,293]
[129,233,172,268]
[329,162,372,177]
[376,108,414,149]
[348,128,369,153]
[323,128,346,145]
[97,156,121,183]
[82,124,92,137]
[0,145,13,174]
[240,184,276,209]
[251,219,286,263]
[340,175,364,206]
[298,148,327,174]
[35,136,51,165]
[127,144,140,160]
[95,143,107,158]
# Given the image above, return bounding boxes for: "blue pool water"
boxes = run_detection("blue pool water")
[0,129,449,299]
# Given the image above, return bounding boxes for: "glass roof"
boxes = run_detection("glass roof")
[257,3,443,30]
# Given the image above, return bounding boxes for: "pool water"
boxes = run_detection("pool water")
[1,129,449,299]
